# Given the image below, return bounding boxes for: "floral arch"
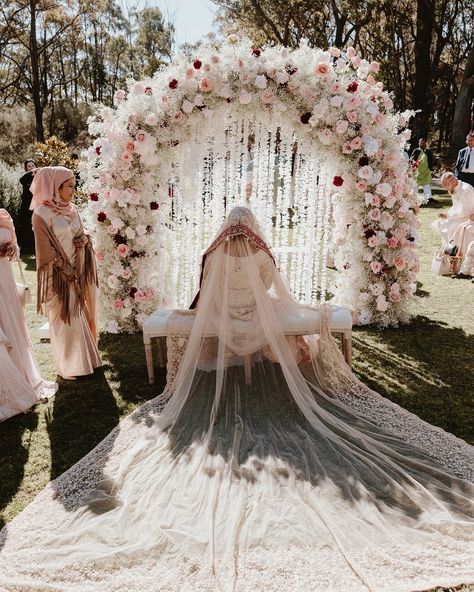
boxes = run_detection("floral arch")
[82,36,419,333]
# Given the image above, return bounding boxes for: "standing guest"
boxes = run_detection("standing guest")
[454,132,474,187]
[410,138,435,204]
[17,159,37,254]
[0,209,56,421]
[435,171,474,278]
[31,167,102,380]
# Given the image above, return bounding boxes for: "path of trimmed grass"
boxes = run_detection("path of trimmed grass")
[0,190,473,591]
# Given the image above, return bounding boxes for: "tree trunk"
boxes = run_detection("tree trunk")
[412,0,434,142]
[29,0,44,141]
[450,43,474,158]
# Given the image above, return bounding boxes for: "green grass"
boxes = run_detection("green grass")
[0,191,473,591]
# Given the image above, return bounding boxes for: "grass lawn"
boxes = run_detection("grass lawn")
[0,188,473,591]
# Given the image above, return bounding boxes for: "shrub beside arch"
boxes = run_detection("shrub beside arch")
[82,36,418,333]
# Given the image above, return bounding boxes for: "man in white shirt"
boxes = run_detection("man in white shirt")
[437,171,474,277]
[454,133,474,187]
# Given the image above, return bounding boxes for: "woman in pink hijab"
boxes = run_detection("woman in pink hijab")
[0,208,56,421]
[31,166,101,380]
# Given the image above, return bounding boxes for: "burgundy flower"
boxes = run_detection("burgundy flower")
[129,287,138,298]
[285,64,298,75]
[364,228,376,239]
[193,59,202,69]
[333,176,344,187]
[97,212,106,222]
[150,201,159,210]
[252,47,262,57]
[114,233,127,245]
[169,79,178,89]
[95,146,101,155]
[347,81,358,93]
[358,156,369,167]
[144,86,153,95]
[300,112,312,124]
[168,186,174,198]
[89,193,99,202]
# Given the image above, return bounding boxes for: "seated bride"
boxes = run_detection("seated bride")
[0,206,473,592]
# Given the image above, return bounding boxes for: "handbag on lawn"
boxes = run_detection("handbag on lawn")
[16,260,31,306]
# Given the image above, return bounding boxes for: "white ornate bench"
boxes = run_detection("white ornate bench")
[143,305,353,384]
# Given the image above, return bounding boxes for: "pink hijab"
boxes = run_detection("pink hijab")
[0,208,15,242]
[30,166,76,218]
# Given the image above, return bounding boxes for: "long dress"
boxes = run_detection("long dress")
[0,227,55,421]
[0,208,473,591]
[33,204,101,378]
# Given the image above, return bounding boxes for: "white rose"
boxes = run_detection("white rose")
[254,74,267,89]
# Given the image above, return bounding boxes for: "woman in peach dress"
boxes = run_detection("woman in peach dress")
[31,166,101,380]
[0,209,56,421]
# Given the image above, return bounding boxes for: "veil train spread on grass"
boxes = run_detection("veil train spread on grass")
[0,207,473,592]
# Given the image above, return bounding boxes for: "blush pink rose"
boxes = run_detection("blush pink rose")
[393,256,406,270]
[369,208,381,221]
[96,251,105,262]
[372,195,381,206]
[136,130,146,142]
[331,82,342,93]
[358,165,373,179]
[389,291,401,302]
[114,299,124,309]
[122,151,132,162]
[376,296,389,312]
[387,237,399,249]
[125,141,135,153]
[350,137,362,150]
[199,78,212,92]
[211,55,220,64]
[107,225,118,235]
[185,67,195,79]
[330,47,341,57]
[122,269,132,279]
[315,62,330,76]
[370,261,383,274]
[134,289,147,302]
[117,244,130,257]
[369,61,380,73]
[347,111,358,123]
[342,142,352,154]
[368,236,378,248]
[356,180,367,191]
[261,90,275,104]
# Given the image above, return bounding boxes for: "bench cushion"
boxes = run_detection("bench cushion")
[143,304,352,339]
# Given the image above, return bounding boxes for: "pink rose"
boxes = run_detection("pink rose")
[240,72,250,85]
[199,78,212,92]
[211,55,220,64]
[387,237,399,249]
[122,269,132,279]
[260,90,275,104]
[136,130,146,142]
[350,137,362,150]
[239,91,252,105]
[173,111,185,123]
[330,47,341,57]
[122,151,132,162]
[369,208,381,221]
[336,120,349,134]
[114,299,124,309]
[356,180,367,191]
[315,62,330,76]
[331,82,342,93]
[369,61,380,73]
[374,113,384,124]
[134,289,147,302]
[145,113,158,126]
[203,63,211,72]
[370,261,383,274]
[342,142,352,154]
[376,295,389,312]
[185,67,195,79]
[125,140,135,153]
[346,46,356,58]
[347,111,358,123]
[368,236,378,248]
[127,113,137,124]
[117,244,130,258]
[114,89,126,102]
[107,225,118,235]
[358,165,373,179]
[96,251,105,262]
[393,256,406,271]
[372,195,381,206]
[389,291,401,302]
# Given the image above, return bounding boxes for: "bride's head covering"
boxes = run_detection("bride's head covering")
[30,166,76,217]
[0,208,14,234]
[190,206,275,309]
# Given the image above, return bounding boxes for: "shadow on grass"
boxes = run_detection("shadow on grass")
[353,315,474,444]
[98,332,166,405]
[0,410,39,548]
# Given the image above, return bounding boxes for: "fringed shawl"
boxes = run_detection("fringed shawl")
[32,212,98,326]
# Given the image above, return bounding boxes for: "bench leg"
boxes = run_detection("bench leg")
[342,333,352,368]
[244,355,252,384]
[144,341,155,384]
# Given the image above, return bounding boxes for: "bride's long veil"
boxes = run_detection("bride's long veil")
[1,206,473,591]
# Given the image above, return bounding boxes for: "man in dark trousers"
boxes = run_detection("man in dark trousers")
[17,159,37,254]
[454,132,474,187]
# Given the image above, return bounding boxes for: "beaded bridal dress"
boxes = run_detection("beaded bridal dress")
[1,207,473,592]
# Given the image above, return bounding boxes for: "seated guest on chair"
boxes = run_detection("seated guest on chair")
[435,171,474,277]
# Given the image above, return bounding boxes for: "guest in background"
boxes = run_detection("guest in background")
[31,167,101,380]
[0,209,56,421]
[17,159,37,254]
[435,171,474,278]
[454,132,474,187]
[411,138,435,205]
[70,153,82,188]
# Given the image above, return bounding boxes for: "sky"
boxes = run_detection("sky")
[131,0,217,47]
